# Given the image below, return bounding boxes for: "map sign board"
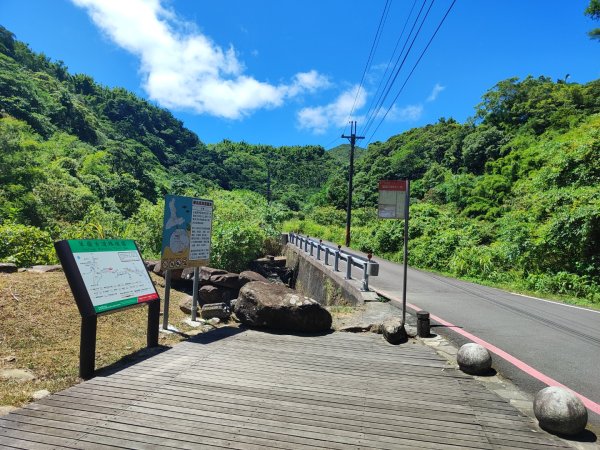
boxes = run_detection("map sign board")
[55,239,159,316]
[378,180,407,219]
[161,195,213,270]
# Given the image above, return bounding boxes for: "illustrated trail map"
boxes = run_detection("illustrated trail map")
[69,240,158,313]
[160,195,213,270]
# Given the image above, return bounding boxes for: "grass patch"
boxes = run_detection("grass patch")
[0,271,198,408]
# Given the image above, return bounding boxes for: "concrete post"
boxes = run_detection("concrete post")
[417,311,430,337]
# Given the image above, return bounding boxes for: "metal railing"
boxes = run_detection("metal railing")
[288,232,379,291]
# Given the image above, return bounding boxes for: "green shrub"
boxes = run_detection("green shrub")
[0,223,56,266]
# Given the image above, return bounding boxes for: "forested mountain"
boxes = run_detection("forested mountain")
[1,24,598,303]
[294,76,600,303]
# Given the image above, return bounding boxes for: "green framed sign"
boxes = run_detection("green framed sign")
[55,239,159,316]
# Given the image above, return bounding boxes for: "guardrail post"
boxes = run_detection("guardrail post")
[345,255,352,280]
[309,240,314,256]
[317,240,322,260]
[324,248,329,266]
[305,237,309,252]
[334,245,341,271]
[363,252,373,291]
[362,263,368,291]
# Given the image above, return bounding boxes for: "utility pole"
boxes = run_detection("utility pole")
[342,121,364,247]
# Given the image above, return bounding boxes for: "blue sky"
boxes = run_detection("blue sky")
[1,0,598,148]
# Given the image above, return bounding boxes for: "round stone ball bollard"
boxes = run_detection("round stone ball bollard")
[456,343,492,375]
[533,387,588,436]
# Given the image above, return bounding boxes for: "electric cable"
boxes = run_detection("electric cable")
[365,0,457,145]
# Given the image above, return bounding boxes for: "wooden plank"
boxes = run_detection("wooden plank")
[0,329,566,449]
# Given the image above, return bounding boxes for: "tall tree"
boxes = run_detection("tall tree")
[585,0,600,40]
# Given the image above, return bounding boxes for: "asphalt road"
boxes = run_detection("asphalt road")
[331,244,600,431]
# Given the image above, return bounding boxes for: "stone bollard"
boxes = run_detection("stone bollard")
[534,386,588,436]
[457,343,492,375]
[416,310,430,337]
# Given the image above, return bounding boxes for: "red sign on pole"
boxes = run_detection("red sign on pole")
[378,179,407,219]
[378,180,407,191]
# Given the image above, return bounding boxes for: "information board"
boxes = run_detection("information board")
[55,239,159,315]
[161,195,213,270]
[378,180,407,219]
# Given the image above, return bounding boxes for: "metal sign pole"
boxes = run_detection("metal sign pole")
[402,180,410,324]
[162,269,171,330]
[191,267,200,321]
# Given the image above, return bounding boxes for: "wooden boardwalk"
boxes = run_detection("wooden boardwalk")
[0,327,571,449]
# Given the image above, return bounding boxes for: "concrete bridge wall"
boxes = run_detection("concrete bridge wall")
[283,244,376,306]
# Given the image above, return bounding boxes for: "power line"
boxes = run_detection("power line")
[345,0,392,129]
[359,0,419,133]
[327,0,392,147]
[366,0,457,145]
[361,0,435,138]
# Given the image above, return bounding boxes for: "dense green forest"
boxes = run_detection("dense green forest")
[0,25,598,304]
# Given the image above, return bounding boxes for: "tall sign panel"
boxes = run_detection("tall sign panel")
[55,239,160,379]
[378,179,410,324]
[161,195,213,270]
[378,180,407,219]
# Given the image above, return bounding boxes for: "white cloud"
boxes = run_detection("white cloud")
[72,0,329,119]
[297,85,366,135]
[387,104,424,122]
[427,83,445,102]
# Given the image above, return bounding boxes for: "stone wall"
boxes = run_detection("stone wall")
[284,244,370,307]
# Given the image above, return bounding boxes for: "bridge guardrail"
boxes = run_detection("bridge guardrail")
[288,232,379,291]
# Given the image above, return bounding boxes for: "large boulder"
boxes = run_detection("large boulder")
[210,272,245,290]
[239,270,268,284]
[534,387,588,435]
[235,281,331,333]
[198,285,237,305]
[200,266,227,283]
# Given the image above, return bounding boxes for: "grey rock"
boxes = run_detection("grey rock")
[381,316,408,344]
[457,343,492,375]
[32,389,51,400]
[198,285,237,305]
[405,325,418,338]
[201,302,231,321]
[209,272,245,290]
[534,386,588,435]
[235,281,331,333]
[239,270,268,284]
[0,263,17,273]
[178,296,199,315]
[29,265,63,273]
[0,368,36,382]
[200,266,227,283]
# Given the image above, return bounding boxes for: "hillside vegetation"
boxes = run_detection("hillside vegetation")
[290,77,600,304]
[0,25,598,304]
